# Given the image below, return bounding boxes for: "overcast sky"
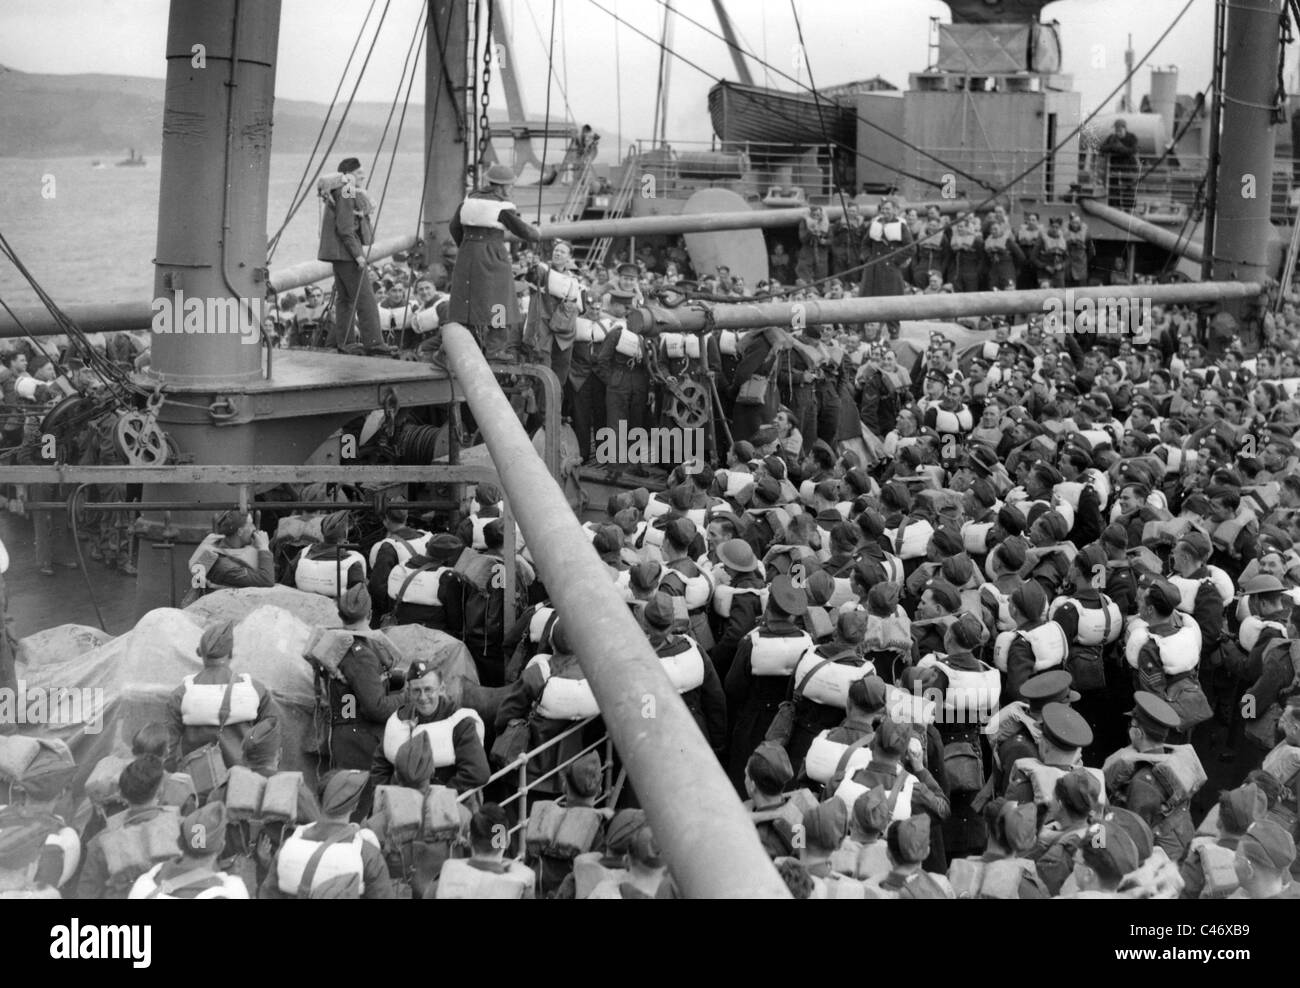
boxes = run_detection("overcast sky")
[0,0,1261,149]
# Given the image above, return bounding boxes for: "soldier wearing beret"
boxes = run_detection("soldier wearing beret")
[790,800,855,898]
[1233,819,1299,898]
[642,593,727,758]
[742,743,802,858]
[129,801,250,899]
[259,771,394,899]
[1003,581,1069,702]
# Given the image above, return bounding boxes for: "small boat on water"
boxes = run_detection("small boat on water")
[115,148,145,167]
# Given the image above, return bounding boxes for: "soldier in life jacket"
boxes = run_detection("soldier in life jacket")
[437,803,537,899]
[387,533,467,632]
[836,719,950,841]
[640,594,728,758]
[1103,692,1204,863]
[1062,213,1094,287]
[1124,578,1209,743]
[1055,819,1140,898]
[981,218,1024,291]
[325,586,406,778]
[1181,782,1265,899]
[943,214,983,293]
[709,538,770,683]
[187,509,274,595]
[949,797,1048,899]
[1013,211,1043,288]
[864,813,954,898]
[1050,545,1124,759]
[1032,216,1069,287]
[455,483,505,551]
[986,670,1080,799]
[369,660,489,795]
[364,734,455,898]
[859,199,914,298]
[288,509,366,601]
[1001,582,1069,702]
[0,739,80,899]
[77,755,180,899]
[128,801,249,900]
[725,575,813,788]
[446,163,542,360]
[1003,701,1095,825]
[909,580,962,672]
[789,800,858,898]
[657,517,717,653]
[596,290,652,440]
[260,770,394,899]
[586,819,675,899]
[911,219,948,290]
[830,785,894,883]
[166,620,277,778]
[367,497,432,623]
[742,742,801,858]
[1241,600,1300,755]
[516,239,584,394]
[1232,819,1300,898]
[1168,530,1227,667]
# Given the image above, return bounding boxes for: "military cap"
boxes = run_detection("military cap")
[925,369,949,385]
[848,675,888,713]
[643,593,677,630]
[1106,806,1154,864]
[486,162,517,184]
[1219,783,1267,835]
[997,504,1025,536]
[425,532,466,565]
[881,481,912,514]
[616,261,639,278]
[968,444,1000,476]
[1079,822,1140,880]
[854,558,889,595]
[179,800,228,857]
[857,509,886,538]
[1240,820,1297,871]
[844,466,872,496]
[1240,574,1285,595]
[214,509,246,536]
[394,733,435,787]
[1056,768,1101,817]
[925,580,962,613]
[889,814,932,864]
[1038,510,1070,542]
[1142,577,1183,612]
[1076,543,1106,576]
[320,510,351,543]
[338,584,372,623]
[1041,702,1093,750]
[993,536,1029,574]
[805,570,836,607]
[1022,670,1079,707]
[969,478,997,508]
[321,770,368,816]
[1101,522,1129,550]
[853,787,893,836]
[769,574,809,617]
[591,527,621,556]
[873,719,910,758]
[406,658,440,683]
[931,527,964,556]
[668,484,694,512]
[663,516,697,551]
[1010,581,1047,622]
[198,620,236,662]
[1000,801,1039,856]
[746,742,793,792]
[1057,381,1081,399]
[802,800,849,853]
[753,476,782,505]
[1176,530,1212,560]
[605,809,648,854]
[717,538,759,573]
[1129,691,1182,737]
[836,609,869,644]
[241,716,281,766]
[630,487,651,511]
[629,560,663,593]
[941,553,974,587]
[950,612,985,650]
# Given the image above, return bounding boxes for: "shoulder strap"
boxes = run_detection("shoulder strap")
[146,866,222,899]
[216,671,238,729]
[393,536,418,558]
[832,734,875,786]
[394,561,441,608]
[793,656,836,699]
[297,824,360,899]
[886,767,909,814]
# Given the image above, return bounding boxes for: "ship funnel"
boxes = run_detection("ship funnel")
[1149,67,1178,148]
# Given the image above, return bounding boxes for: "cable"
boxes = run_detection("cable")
[267,0,379,261]
[583,0,946,191]
[538,0,559,216]
[788,0,849,216]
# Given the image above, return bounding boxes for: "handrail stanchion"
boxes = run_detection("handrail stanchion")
[439,322,788,898]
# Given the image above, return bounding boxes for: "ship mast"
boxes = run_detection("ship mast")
[711,0,754,86]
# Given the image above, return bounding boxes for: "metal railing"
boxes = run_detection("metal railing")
[455,716,622,859]
[631,138,837,202]
[902,146,1080,203]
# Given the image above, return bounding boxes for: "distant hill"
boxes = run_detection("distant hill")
[0,63,578,158]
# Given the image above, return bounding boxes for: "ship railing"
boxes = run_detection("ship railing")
[1094,154,1298,225]
[456,715,621,859]
[633,137,837,202]
[901,146,1078,204]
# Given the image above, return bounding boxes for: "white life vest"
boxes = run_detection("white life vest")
[1168,568,1234,613]
[717,469,756,500]
[718,329,742,355]
[792,649,872,708]
[295,549,366,599]
[469,514,522,551]
[413,303,442,334]
[276,825,377,896]
[885,684,937,725]
[367,531,432,569]
[663,567,714,610]
[1238,615,1288,653]
[993,623,1068,674]
[861,608,912,653]
[747,630,815,676]
[1124,617,1201,675]
[378,304,413,330]
[179,674,260,727]
[963,522,994,554]
[931,406,972,434]
[129,864,249,900]
[381,708,486,769]
[890,519,934,560]
[1011,759,1106,811]
[827,577,856,609]
[436,858,533,899]
[869,218,905,243]
[917,655,1001,722]
[387,562,454,608]
[530,654,600,720]
[572,852,627,899]
[835,766,916,821]
[1189,836,1239,898]
[1053,481,1085,511]
[545,266,584,304]
[1107,744,1207,801]
[458,196,513,229]
[804,731,875,784]
[574,317,607,344]
[613,327,643,359]
[660,641,706,693]
[1048,595,1122,646]
[529,606,557,643]
[713,584,768,617]
[659,332,701,359]
[980,584,1016,633]
[1161,444,1196,475]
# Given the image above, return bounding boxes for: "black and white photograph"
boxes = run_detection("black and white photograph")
[0,0,1295,937]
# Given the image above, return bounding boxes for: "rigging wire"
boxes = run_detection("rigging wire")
[267,0,379,261]
[788,0,850,216]
[522,0,576,124]
[539,0,559,218]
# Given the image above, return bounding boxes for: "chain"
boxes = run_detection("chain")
[475,0,494,182]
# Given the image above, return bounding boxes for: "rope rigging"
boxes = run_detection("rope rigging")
[788,0,851,220]
[538,0,559,217]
